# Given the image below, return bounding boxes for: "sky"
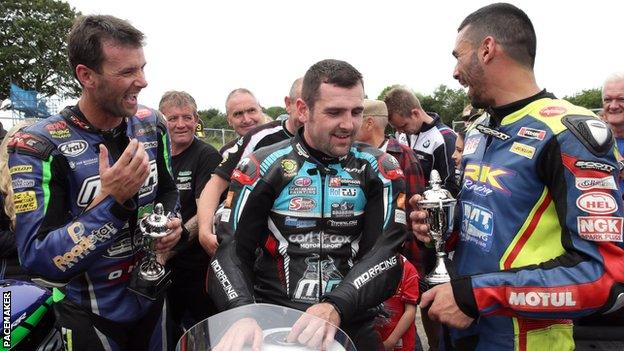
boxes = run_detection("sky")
[58,0,623,112]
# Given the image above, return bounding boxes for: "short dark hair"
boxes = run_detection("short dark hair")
[384,87,422,118]
[458,3,536,68]
[68,15,144,79]
[302,59,363,111]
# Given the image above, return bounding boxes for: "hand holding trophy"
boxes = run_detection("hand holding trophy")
[129,203,173,299]
[418,170,456,286]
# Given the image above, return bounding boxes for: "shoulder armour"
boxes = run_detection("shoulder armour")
[8,130,55,160]
[562,115,613,156]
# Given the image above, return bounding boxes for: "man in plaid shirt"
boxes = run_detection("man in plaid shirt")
[354,99,426,273]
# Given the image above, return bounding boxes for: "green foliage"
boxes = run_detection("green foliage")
[377,84,468,126]
[563,88,602,109]
[0,0,81,101]
[264,106,286,119]
[199,108,229,129]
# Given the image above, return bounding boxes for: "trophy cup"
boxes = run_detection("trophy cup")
[128,203,172,300]
[419,170,456,286]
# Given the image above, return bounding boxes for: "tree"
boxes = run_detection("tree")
[0,0,80,102]
[264,106,286,119]
[199,108,229,129]
[563,88,602,110]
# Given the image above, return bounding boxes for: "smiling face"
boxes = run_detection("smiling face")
[603,79,624,129]
[162,104,197,154]
[452,27,493,109]
[299,82,364,157]
[90,41,148,118]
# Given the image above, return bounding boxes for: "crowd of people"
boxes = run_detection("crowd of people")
[1,2,624,351]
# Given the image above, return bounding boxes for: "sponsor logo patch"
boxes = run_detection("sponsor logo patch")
[328,188,357,197]
[11,178,35,189]
[9,165,32,174]
[294,177,312,187]
[289,197,316,211]
[329,177,361,187]
[574,160,615,174]
[576,192,618,214]
[517,127,546,140]
[463,138,480,155]
[461,202,494,252]
[281,159,298,177]
[475,125,510,140]
[463,163,513,196]
[575,176,618,191]
[289,186,316,195]
[14,191,37,213]
[539,106,567,117]
[58,140,88,157]
[353,256,398,289]
[136,109,152,120]
[509,142,536,159]
[395,210,406,224]
[46,121,71,138]
[331,201,354,218]
[142,141,158,150]
[507,287,578,310]
[577,216,623,242]
[284,217,317,228]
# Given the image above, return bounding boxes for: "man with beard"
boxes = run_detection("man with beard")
[8,15,182,350]
[160,91,221,349]
[409,4,624,350]
[208,59,406,350]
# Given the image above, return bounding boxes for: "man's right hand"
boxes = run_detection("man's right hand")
[199,229,219,256]
[98,139,150,204]
[212,317,263,351]
[408,194,432,244]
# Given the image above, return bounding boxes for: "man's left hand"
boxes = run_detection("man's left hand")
[287,302,341,350]
[155,217,182,253]
[420,283,474,329]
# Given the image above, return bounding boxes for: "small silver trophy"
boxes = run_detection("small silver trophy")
[419,170,456,286]
[128,203,172,300]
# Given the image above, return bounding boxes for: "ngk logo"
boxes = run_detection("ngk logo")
[577,216,623,242]
[508,288,577,310]
[576,192,617,214]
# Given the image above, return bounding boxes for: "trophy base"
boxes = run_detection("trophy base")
[128,267,172,301]
[424,255,450,286]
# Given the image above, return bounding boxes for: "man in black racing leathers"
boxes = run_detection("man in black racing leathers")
[209,59,407,350]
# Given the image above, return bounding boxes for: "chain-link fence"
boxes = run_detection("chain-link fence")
[200,128,238,150]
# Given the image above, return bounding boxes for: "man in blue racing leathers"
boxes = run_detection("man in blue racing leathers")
[8,15,181,351]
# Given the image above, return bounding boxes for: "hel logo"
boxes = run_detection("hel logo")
[508,290,577,309]
[539,106,567,117]
[464,163,512,194]
[518,127,546,140]
[577,216,623,242]
[576,192,618,214]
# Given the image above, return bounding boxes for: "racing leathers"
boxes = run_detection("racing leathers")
[209,130,407,331]
[449,92,624,350]
[7,105,179,349]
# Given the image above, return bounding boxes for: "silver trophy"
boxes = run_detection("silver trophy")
[128,203,172,300]
[419,170,456,286]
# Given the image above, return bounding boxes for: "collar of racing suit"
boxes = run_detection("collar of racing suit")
[61,105,128,136]
[487,89,555,127]
[418,112,443,133]
[293,128,349,176]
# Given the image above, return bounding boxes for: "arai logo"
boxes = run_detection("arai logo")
[58,140,88,157]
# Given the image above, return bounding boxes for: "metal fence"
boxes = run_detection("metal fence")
[201,128,238,150]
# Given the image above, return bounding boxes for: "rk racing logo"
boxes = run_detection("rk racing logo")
[463,163,513,196]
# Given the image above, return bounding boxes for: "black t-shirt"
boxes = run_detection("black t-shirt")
[170,138,221,269]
